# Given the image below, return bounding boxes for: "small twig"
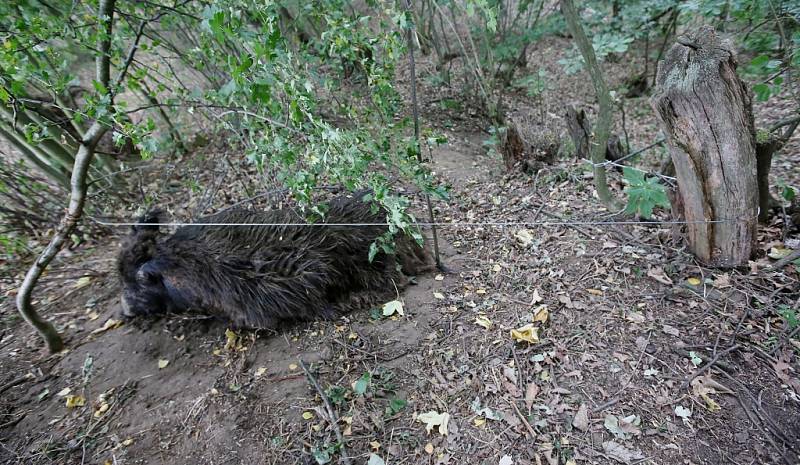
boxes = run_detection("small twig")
[0,373,35,395]
[591,397,620,413]
[505,397,537,439]
[721,370,797,463]
[679,344,740,391]
[769,325,800,356]
[298,359,350,465]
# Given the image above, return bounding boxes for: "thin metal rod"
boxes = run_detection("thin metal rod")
[405,0,443,269]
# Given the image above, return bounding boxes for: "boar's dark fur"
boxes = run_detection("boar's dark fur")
[117,193,431,329]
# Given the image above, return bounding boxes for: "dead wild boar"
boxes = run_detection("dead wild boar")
[116,193,431,329]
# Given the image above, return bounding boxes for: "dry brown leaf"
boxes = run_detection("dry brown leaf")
[602,441,645,463]
[475,315,493,330]
[647,267,673,285]
[572,403,590,432]
[533,305,549,323]
[691,374,733,397]
[91,318,123,335]
[524,383,539,409]
[662,324,680,337]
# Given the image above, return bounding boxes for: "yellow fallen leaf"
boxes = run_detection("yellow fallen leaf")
[224,329,238,350]
[65,394,85,408]
[424,443,434,454]
[157,359,169,369]
[121,438,134,447]
[492,264,501,272]
[255,367,267,377]
[687,277,702,286]
[91,318,123,335]
[533,305,549,323]
[768,247,792,260]
[74,276,92,289]
[302,411,314,420]
[382,300,404,316]
[417,411,449,435]
[474,315,493,330]
[473,417,486,427]
[370,441,381,451]
[515,229,534,247]
[94,402,109,418]
[289,363,298,371]
[87,311,99,321]
[476,289,487,295]
[511,324,539,344]
[212,348,222,356]
[433,292,445,300]
[700,393,721,412]
[586,289,603,296]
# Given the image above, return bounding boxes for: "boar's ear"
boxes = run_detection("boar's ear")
[132,209,163,235]
[118,210,163,279]
[135,261,163,285]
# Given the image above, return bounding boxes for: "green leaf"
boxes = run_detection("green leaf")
[325,386,347,405]
[753,83,771,101]
[778,305,798,329]
[386,397,407,416]
[781,185,796,202]
[750,55,770,67]
[353,371,371,396]
[622,167,670,219]
[209,11,226,39]
[311,447,332,464]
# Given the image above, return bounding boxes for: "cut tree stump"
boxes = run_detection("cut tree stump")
[499,123,557,174]
[564,106,625,164]
[650,26,758,267]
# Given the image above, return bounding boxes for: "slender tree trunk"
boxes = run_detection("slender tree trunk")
[560,0,618,209]
[0,123,69,185]
[16,0,117,353]
[650,26,758,267]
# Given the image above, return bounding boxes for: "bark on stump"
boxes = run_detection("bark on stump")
[564,106,625,163]
[650,26,758,267]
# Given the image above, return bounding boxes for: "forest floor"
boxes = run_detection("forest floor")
[1,35,799,465]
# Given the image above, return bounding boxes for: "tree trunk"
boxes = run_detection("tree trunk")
[561,0,618,209]
[650,26,758,267]
[15,0,116,353]
[756,140,779,222]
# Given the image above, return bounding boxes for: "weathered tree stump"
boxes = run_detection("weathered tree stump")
[650,26,758,267]
[499,123,557,174]
[564,106,625,163]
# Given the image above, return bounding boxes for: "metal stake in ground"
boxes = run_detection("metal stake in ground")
[404,0,442,269]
